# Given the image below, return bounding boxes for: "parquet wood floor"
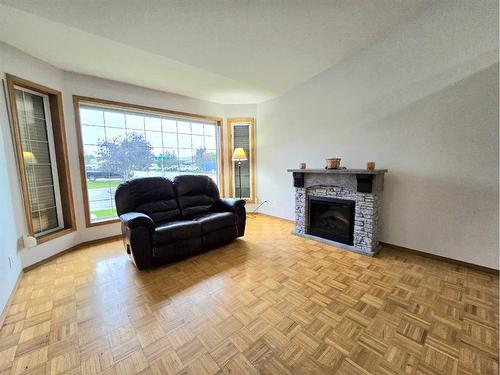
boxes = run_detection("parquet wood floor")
[1,215,498,375]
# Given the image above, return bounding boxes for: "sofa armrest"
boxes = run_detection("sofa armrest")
[215,198,246,212]
[215,198,246,237]
[120,212,155,231]
[119,212,155,270]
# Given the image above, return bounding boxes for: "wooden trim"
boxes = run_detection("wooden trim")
[88,218,120,227]
[380,242,499,275]
[252,212,294,224]
[50,91,77,231]
[227,117,256,203]
[5,74,33,235]
[227,119,233,199]
[5,74,76,239]
[73,95,226,226]
[217,119,226,197]
[23,234,123,272]
[5,74,61,96]
[250,119,256,203]
[37,227,76,245]
[73,95,223,123]
[0,272,23,329]
[73,96,93,228]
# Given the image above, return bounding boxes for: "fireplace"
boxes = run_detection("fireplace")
[308,196,355,245]
[288,168,387,255]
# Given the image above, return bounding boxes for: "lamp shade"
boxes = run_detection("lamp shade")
[232,147,247,161]
[23,151,38,164]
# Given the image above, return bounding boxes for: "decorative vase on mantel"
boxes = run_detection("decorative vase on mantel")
[325,158,341,169]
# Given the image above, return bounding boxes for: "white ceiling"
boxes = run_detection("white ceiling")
[0,0,433,104]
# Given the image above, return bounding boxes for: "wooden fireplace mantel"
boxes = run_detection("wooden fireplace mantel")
[287,168,388,193]
[286,168,388,174]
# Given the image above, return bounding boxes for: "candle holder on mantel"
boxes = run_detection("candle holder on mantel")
[366,161,376,171]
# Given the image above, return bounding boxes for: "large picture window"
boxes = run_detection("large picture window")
[74,97,224,226]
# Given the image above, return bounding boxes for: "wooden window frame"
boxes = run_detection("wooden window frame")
[73,95,225,228]
[227,117,256,203]
[5,74,76,244]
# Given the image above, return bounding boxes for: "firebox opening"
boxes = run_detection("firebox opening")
[307,196,355,245]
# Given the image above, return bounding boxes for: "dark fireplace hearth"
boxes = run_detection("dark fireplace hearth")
[308,196,355,245]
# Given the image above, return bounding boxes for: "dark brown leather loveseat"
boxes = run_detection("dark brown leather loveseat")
[115,175,246,270]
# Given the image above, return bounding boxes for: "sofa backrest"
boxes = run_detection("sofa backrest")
[115,177,180,223]
[174,175,220,216]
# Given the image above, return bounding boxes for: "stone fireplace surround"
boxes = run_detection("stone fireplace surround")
[287,169,387,255]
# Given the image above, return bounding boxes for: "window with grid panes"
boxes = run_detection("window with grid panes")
[14,87,64,236]
[77,103,220,224]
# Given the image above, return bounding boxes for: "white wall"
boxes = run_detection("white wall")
[257,0,499,268]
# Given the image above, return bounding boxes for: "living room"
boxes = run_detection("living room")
[0,1,498,374]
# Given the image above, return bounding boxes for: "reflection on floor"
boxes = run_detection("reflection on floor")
[1,215,498,374]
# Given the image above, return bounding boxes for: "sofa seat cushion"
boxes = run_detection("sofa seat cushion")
[154,220,201,246]
[192,212,237,234]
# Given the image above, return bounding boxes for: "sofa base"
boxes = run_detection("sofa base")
[153,238,203,265]
[202,226,238,249]
[148,225,238,268]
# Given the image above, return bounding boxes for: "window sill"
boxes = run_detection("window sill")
[86,218,120,228]
[36,227,76,245]
[228,197,256,204]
